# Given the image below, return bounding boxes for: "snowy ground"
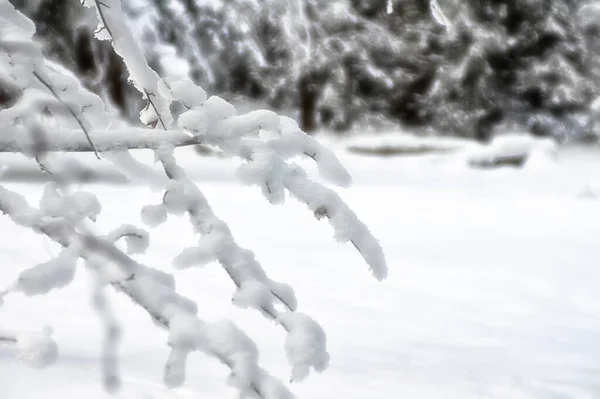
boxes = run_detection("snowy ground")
[1,138,600,398]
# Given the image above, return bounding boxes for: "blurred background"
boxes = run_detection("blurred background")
[8,0,600,144]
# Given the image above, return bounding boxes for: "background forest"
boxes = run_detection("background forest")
[9,0,600,142]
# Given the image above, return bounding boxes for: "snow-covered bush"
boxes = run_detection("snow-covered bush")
[0,1,386,397]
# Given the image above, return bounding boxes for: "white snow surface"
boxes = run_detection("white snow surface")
[1,142,600,398]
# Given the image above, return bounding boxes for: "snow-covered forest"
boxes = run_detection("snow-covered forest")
[1,0,600,398]
[8,0,600,140]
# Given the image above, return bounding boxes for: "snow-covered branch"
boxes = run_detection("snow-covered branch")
[0,5,107,158]
[0,185,292,398]
[81,1,338,381]
[0,127,200,153]
[88,0,384,381]
[0,0,386,396]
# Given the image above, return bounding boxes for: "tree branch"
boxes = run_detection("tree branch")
[0,128,202,153]
[0,186,286,398]
[32,71,100,159]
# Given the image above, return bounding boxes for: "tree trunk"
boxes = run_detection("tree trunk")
[299,74,319,133]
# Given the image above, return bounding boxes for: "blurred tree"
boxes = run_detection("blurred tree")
[420,0,599,140]
[10,0,600,140]
[9,0,140,119]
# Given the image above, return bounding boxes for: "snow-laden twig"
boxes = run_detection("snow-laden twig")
[31,70,100,158]
[90,270,123,393]
[81,0,330,379]
[0,127,199,153]
[173,105,386,278]
[82,0,173,128]
[0,6,105,158]
[0,185,293,398]
[80,0,385,384]
[0,0,387,394]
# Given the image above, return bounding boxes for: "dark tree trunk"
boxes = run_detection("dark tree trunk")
[106,50,127,114]
[299,73,320,133]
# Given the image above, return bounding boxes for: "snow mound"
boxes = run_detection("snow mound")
[578,180,600,199]
[343,131,558,170]
[344,132,471,157]
[468,133,557,169]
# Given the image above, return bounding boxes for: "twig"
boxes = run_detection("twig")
[32,71,100,159]
[92,0,115,40]
[143,90,168,130]
[0,128,201,153]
